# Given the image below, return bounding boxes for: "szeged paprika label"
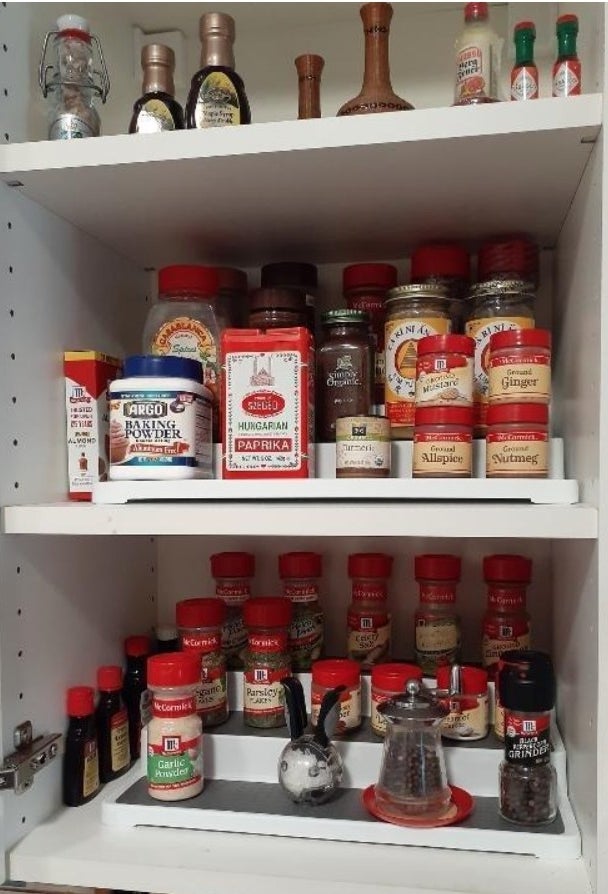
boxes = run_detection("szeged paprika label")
[385,317,450,427]
[413,431,472,477]
[486,431,548,476]
[505,713,551,765]
[415,354,473,407]
[488,353,550,403]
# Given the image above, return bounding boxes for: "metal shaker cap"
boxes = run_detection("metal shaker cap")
[200,12,235,40]
[141,44,175,69]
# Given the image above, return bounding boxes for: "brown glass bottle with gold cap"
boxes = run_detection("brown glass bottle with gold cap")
[129,44,184,133]
[186,13,251,128]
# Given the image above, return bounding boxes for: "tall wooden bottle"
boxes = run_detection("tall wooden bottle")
[295,54,324,119]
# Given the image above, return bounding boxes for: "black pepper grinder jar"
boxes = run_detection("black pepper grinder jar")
[376,679,450,818]
[498,649,557,825]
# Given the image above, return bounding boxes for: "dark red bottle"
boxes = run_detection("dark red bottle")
[96,665,130,783]
[63,686,100,806]
[123,635,151,762]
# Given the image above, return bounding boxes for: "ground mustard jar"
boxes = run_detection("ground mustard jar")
[488,329,551,404]
[384,285,451,439]
[486,403,549,478]
[415,334,474,408]
[465,279,535,433]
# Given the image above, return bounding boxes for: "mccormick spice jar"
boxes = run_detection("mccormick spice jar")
[176,598,228,727]
[343,263,398,407]
[385,285,451,439]
[436,665,489,741]
[221,327,315,478]
[414,554,461,676]
[146,653,203,801]
[486,403,549,478]
[211,551,255,670]
[243,597,292,728]
[482,554,532,678]
[465,279,536,433]
[317,310,374,442]
[279,551,324,671]
[311,659,361,734]
[371,662,423,737]
[248,287,309,331]
[336,415,391,478]
[488,329,551,405]
[478,235,540,288]
[347,552,393,668]
[415,335,474,408]
[410,243,470,332]
[413,407,473,478]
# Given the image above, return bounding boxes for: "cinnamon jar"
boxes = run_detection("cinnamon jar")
[486,403,548,478]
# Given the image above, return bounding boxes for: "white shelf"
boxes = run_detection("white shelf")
[0,96,601,266]
[2,501,598,538]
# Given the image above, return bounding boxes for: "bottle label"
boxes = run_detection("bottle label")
[455,36,494,102]
[385,316,450,427]
[152,695,197,718]
[441,693,488,740]
[289,611,324,666]
[511,66,539,101]
[488,353,550,402]
[505,713,551,765]
[312,684,360,733]
[415,616,460,671]
[83,738,99,799]
[347,615,391,666]
[50,113,97,140]
[284,583,319,603]
[136,99,176,133]
[216,582,250,605]
[110,709,130,773]
[151,316,218,399]
[413,430,472,476]
[222,612,247,658]
[465,316,534,427]
[109,389,212,471]
[244,666,290,721]
[415,355,473,407]
[325,354,363,390]
[552,60,581,97]
[195,72,241,127]
[147,734,203,792]
[482,627,530,668]
[486,430,548,476]
[419,583,457,605]
[197,664,227,719]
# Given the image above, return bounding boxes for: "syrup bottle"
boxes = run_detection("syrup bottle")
[130,44,184,133]
[186,13,251,128]
[552,14,581,97]
[511,22,538,101]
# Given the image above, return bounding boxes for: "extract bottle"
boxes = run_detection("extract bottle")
[96,665,130,783]
[186,13,251,128]
[552,14,581,97]
[130,44,184,133]
[123,634,152,762]
[63,686,101,807]
[511,22,538,101]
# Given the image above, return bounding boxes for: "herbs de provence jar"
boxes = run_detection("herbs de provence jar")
[211,551,255,670]
[243,597,292,728]
[347,552,393,668]
[414,554,461,676]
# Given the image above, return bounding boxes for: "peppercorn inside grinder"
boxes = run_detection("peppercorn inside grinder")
[375,679,451,818]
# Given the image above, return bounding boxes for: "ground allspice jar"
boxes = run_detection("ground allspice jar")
[414,554,461,676]
[211,551,255,670]
[486,403,549,478]
[243,597,292,728]
[347,552,393,668]
[371,662,423,737]
[311,658,361,734]
[176,597,228,728]
[499,650,557,825]
[413,406,473,478]
[279,551,324,672]
[488,328,551,405]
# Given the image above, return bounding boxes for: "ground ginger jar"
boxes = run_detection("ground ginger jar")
[243,597,292,728]
[146,652,203,802]
[486,403,548,478]
[413,407,473,478]
[488,328,551,405]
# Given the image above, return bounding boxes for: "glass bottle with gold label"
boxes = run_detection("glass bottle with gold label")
[186,13,251,129]
[130,44,184,134]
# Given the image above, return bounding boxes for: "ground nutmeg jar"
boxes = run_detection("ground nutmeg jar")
[486,403,548,478]
[488,328,551,405]
[371,662,423,737]
[243,597,292,728]
[279,551,324,672]
[413,407,473,478]
[347,552,393,668]
[311,659,361,734]
[176,597,228,727]
[211,551,255,670]
[414,554,461,676]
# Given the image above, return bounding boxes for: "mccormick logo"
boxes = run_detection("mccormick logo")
[242,391,285,417]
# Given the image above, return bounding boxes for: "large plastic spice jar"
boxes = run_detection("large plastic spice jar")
[486,403,549,478]
[243,597,292,728]
[311,659,362,734]
[410,243,470,332]
[347,552,393,668]
[211,551,255,670]
[414,554,461,676]
[488,328,551,405]
[279,551,324,672]
[176,597,228,728]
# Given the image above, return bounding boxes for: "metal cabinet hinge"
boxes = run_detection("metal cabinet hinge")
[0,721,62,794]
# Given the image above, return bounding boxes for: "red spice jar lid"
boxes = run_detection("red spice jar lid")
[158,265,219,298]
[414,406,474,427]
[478,236,538,282]
[243,596,292,628]
[67,686,95,717]
[97,665,123,692]
[348,553,393,579]
[417,334,475,357]
[343,263,398,292]
[147,652,200,688]
[210,551,255,578]
[436,665,488,693]
[176,597,226,629]
[415,554,461,581]
[124,635,152,657]
[486,403,549,426]
[372,662,423,691]
[313,658,361,688]
[483,554,532,583]
[279,551,322,579]
[411,243,470,281]
[489,328,551,352]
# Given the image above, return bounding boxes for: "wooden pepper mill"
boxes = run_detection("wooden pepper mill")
[295,54,324,119]
[338,2,413,116]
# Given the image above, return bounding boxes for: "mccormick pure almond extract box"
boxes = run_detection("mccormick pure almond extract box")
[221,327,315,479]
[64,351,121,500]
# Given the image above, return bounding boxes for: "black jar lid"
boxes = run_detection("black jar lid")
[321,309,370,326]
[498,650,555,713]
[261,262,318,293]
[249,287,307,311]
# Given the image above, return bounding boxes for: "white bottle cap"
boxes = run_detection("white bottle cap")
[56,14,90,35]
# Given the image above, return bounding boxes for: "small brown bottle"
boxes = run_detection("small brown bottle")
[186,13,251,128]
[130,44,184,134]
[295,54,324,119]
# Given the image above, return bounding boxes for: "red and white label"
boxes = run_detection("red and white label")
[152,696,196,718]
[511,66,539,100]
[552,60,581,96]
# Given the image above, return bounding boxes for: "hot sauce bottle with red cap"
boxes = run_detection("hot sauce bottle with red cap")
[552,14,581,97]
[511,22,539,101]
[454,2,502,106]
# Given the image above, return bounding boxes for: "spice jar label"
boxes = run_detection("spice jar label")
[195,72,241,127]
[371,693,392,737]
[482,625,530,669]
[415,356,473,407]
[110,709,130,773]
[486,431,548,476]
[151,316,219,399]
[505,713,551,765]
[83,739,99,799]
[415,618,460,670]
[216,583,250,605]
[222,613,247,657]
[181,633,221,653]
[197,665,227,719]
[413,431,472,477]
[441,693,488,740]
[244,666,290,722]
[336,420,391,475]
[289,611,324,665]
[352,582,387,602]
[147,734,203,794]
[455,37,493,102]
[347,616,391,666]
[488,355,551,402]
[152,696,197,717]
[385,317,450,426]
[312,686,361,733]
[284,583,319,603]
[419,584,457,604]
[109,390,212,472]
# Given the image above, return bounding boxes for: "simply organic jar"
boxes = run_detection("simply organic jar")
[311,659,361,734]
[335,415,391,478]
[108,355,213,480]
[488,328,551,404]
[486,403,549,478]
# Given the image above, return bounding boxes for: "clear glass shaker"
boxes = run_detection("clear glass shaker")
[376,679,450,817]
